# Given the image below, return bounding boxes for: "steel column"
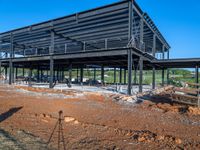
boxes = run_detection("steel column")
[134,65,137,84]
[49,57,54,88]
[15,67,18,79]
[101,66,104,85]
[57,68,59,82]
[22,68,25,77]
[5,67,7,80]
[195,65,199,84]
[61,68,64,82]
[69,63,72,84]
[124,68,126,84]
[59,69,61,81]
[167,50,170,59]
[153,34,156,57]
[139,57,143,93]
[152,66,156,89]
[28,66,32,87]
[40,69,43,82]
[0,61,1,76]
[162,68,165,86]
[162,45,165,60]
[50,31,55,55]
[49,30,55,88]
[140,18,144,50]
[167,69,170,85]
[114,68,116,84]
[0,37,1,59]
[80,66,83,83]
[94,68,96,81]
[119,68,122,84]
[37,66,40,82]
[105,38,108,49]
[9,33,14,85]
[128,0,133,41]
[59,68,62,81]
[77,68,79,82]
[127,49,132,95]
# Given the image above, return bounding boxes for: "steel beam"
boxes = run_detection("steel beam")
[0,2,128,38]
[2,48,130,63]
[127,49,132,95]
[133,6,170,49]
[0,0,170,53]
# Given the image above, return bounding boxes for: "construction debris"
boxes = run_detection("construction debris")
[0,83,199,149]
[188,107,200,115]
[171,82,200,107]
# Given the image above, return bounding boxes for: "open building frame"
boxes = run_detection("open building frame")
[1,0,198,95]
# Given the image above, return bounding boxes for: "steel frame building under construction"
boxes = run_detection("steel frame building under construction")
[0,0,199,95]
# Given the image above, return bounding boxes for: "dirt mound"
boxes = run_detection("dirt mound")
[15,85,78,96]
[156,103,183,113]
[84,92,106,102]
[0,84,200,149]
[188,107,200,115]
[142,100,200,116]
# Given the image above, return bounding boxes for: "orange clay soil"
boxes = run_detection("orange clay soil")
[0,84,200,149]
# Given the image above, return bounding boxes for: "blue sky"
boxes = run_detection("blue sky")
[0,0,199,58]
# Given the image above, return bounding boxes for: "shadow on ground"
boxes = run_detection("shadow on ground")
[0,106,23,122]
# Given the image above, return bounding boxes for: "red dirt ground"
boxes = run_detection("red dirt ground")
[0,84,199,149]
